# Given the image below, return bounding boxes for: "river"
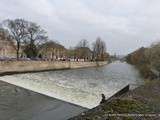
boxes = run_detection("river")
[0,61,144,119]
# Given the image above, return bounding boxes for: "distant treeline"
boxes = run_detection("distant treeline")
[126,42,160,79]
[0,18,109,61]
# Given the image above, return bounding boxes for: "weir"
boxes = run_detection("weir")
[0,62,143,109]
[0,75,130,109]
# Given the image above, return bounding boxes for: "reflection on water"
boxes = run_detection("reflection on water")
[0,61,144,108]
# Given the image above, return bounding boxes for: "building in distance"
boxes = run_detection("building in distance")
[0,29,16,59]
[38,41,67,61]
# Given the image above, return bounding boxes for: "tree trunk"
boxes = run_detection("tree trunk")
[17,42,20,60]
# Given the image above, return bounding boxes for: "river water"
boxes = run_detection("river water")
[0,61,144,109]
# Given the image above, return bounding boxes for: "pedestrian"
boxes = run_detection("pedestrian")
[100,93,106,104]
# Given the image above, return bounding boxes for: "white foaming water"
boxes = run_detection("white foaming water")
[0,61,144,109]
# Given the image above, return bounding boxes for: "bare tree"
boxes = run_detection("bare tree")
[24,22,48,58]
[93,37,107,61]
[25,22,48,46]
[76,39,89,48]
[3,19,28,59]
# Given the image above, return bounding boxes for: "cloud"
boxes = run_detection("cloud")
[0,0,160,54]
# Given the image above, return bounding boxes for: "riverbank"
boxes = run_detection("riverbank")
[0,61,107,76]
[70,80,160,120]
[0,80,87,120]
[125,47,160,80]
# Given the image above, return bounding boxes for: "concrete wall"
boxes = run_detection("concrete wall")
[0,61,107,75]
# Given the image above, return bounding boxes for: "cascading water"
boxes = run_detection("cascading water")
[0,61,144,109]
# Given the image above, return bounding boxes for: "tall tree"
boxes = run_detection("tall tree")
[25,22,47,45]
[93,37,107,61]
[3,19,28,59]
[24,22,48,58]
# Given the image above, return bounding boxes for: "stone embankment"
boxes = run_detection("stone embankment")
[0,61,107,75]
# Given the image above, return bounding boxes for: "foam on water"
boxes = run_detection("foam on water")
[0,61,144,108]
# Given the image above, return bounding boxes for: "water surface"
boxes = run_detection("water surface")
[0,61,144,108]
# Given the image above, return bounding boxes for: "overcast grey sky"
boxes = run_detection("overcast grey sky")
[0,0,160,55]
